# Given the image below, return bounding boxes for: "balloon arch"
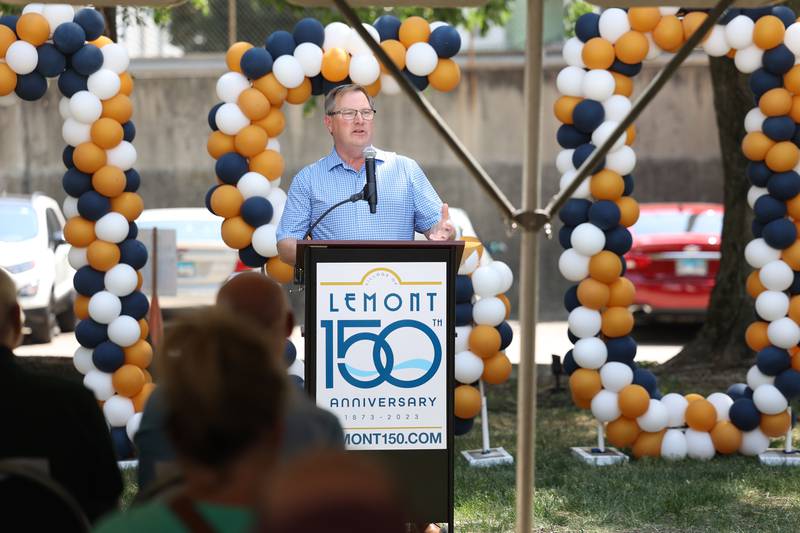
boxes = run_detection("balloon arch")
[556,6,800,459]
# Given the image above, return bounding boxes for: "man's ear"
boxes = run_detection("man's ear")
[323,116,334,134]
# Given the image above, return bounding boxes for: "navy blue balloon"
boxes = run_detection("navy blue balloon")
[62,168,92,197]
[588,200,621,231]
[763,217,797,249]
[619,257,627,277]
[124,169,140,193]
[564,284,580,312]
[754,194,786,223]
[76,320,108,349]
[36,44,66,77]
[572,143,605,173]
[208,102,223,131]
[575,13,600,42]
[606,335,636,364]
[558,225,573,249]
[763,116,796,142]
[73,266,105,297]
[71,44,103,76]
[92,341,124,372]
[120,291,149,320]
[752,219,764,238]
[559,198,592,226]
[0,15,18,33]
[285,339,297,367]
[205,185,219,212]
[57,69,88,97]
[726,382,748,401]
[322,76,352,95]
[567,330,581,345]
[563,350,578,375]
[293,18,325,46]
[718,9,741,25]
[239,245,267,268]
[556,124,590,149]
[622,174,634,196]
[53,22,86,55]
[775,369,800,400]
[126,222,138,241]
[111,427,133,458]
[790,272,800,294]
[767,171,800,200]
[119,239,148,270]
[605,226,633,255]
[403,69,428,91]
[773,6,797,27]
[455,303,473,326]
[77,191,111,221]
[747,161,772,187]
[633,368,657,394]
[310,74,325,96]
[454,416,474,436]
[122,121,136,142]
[763,45,794,75]
[455,274,474,304]
[374,15,402,42]
[749,68,781,99]
[609,59,641,77]
[757,346,791,375]
[74,8,105,41]
[63,146,75,169]
[572,100,605,134]
[240,47,273,79]
[429,25,461,58]
[729,398,761,431]
[15,72,47,101]
[742,7,772,21]
[215,153,249,185]
[266,30,296,59]
[290,374,305,390]
[241,197,274,227]
[496,321,513,350]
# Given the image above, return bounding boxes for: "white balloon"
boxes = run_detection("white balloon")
[267,138,281,153]
[753,384,788,415]
[744,107,766,133]
[658,7,679,15]
[406,42,438,77]
[734,45,763,74]
[573,337,607,369]
[558,248,590,282]
[252,224,278,257]
[591,390,620,422]
[581,70,615,102]
[104,395,135,427]
[488,261,513,293]
[591,121,626,153]
[747,365,775,390]
[237,172,272,200]
[685,429,716,460]
[745,238,781,269]
[703,25,730,57]
[22,3,44,14]
[661,428,688,460]
[69,91,103,124]
[294,42,324,78]
[104,263,138,297]
[216,72,251,103]
[73,346,96,375]
[215,103,250,136]
[380,73,401,95]
[68,245,88,269]
[88,69,121,100]
[0,93,20,107]
[559,170,591,199]
[455,325,472,353]
[747,186,768,209]
[706,392,733,422]
[126,412,143,441]
[323,22,351,51]
[62,118,91,147]
[567,306,601,339]
[84,370,115,401]
[785,23,800,56]
[273,55,305,89]
[63,196,80,220]
[471,266,502,298]
[599,362,633,392]
[42,5,74,36]
[556,149,576,174]
[95,212,130,243]
[602,95,632,123]
[88,291,122,325]
[454,351,484,384]
[759,260,794,291]
[5,41,38,75]
[725,15,755,51]
[458,251,479,275]
[598,8,630,44]
[637,399,669,433]
[755,290,789,321]
[556,66,585,97]
[58,96,72,120]
[605,145,636,176]
[108,315,141,347]
[739,428,770,456]
[345,24,380,56]
[101,44,130,74]
[349,54,381,86]
[767,317,800,349]
[472,297,506,327]
[562,37,585,68]
[644,33,662,60]
[661,393,689,428]
[570,223,606,256]
[267,187,287,224]
[106,141,137,170]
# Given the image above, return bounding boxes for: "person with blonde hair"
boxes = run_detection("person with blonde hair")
[95,309,286,532]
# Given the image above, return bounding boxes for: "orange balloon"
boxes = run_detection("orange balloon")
[235,125,269,158]
[102,94,133,124]
[601,307,634,337]
[628,8,662,32]
[616,197,640,227]
[614,31,649,65]
[626,124,636,146]
[607,277,636,307]
[760,88,793,117]
[87,240,121,272]
[138,319,149,342]
[254,107,286,138]
[684,393,704,403]
[286,77,312,105]
[606,416,641,448]
[790,95,800,123]
[571,392,592,410]
[765,141,800,172]
[92,166,126,198]
[125,339,153,368]
[590,170,625,200]
[238,88,271,121]
[398,16,430,48]
[652,15,684,53]
[429,59,461,92]
[582,37,615,70]
[136,270,144,291]
[482,353,512,385]
[364,77,381,97]
[760,410,791,437]
[112,364,146,398]
[221,216,254,249]
[90,36,113,48]
[210,185,244,218]
[710,421,742,454]
[16,13,49,46]
[266,256,294,283]
[742,132,774,161]
[589,251,622,284]
[685,399,716,432]
[745,321,770,352]
[790,295,800,324]
[249,149,284,180]
[143,369,152,383]
[119,72,134,96]
[110,192,144,221]
[577,278,611,310]
[554,96,581,124]
[682,11,709,41]
[793,351,800,372]
[74,295,89,320]
[226,42,254,73]
[207,131,236,159]
[787,193,800,220]
[746,270,767,298]
[73,143,107,174]
[618,384,650,418]
[786,65,800,94]
[132,383,157,412]
[612,72,633,97]
[497,293,511,320]
[753,15,785,50]
[254,73,287,106]
[0,63,16,96]
[454,384,481,419]
[632,429,666,458]
[569,368,602,401]
[379,39,406,73]
[0,25,15,58]
[90,118,124,149]
[64,217,96,247]
[468,325,502,358]
[321,48,351,83]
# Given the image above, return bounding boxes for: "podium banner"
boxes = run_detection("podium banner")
[315,261,448,451]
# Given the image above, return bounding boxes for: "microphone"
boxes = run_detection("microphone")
[364,146,377,214]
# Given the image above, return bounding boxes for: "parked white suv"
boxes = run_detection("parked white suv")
[0,193,75,343]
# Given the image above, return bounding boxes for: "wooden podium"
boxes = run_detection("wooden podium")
[296,240,464,526]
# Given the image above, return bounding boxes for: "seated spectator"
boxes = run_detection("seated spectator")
[94,309,286,532]
[135,273,344,490]
[0,267,122,524]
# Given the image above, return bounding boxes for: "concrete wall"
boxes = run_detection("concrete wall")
[0,53,725,320]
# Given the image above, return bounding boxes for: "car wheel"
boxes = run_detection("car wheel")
[56,295,76,333]
[29,296,58,344]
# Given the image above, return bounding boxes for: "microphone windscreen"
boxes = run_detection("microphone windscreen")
[363,146,377,159]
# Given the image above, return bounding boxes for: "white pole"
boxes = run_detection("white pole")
[479,380,490,453]
[786,407,793,453]
[596,421,605,453]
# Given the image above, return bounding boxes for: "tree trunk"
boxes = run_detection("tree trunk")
[101,7,117,41]
[664,53,754,370]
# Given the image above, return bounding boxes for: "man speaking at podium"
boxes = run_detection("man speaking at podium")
[276,84,455,265]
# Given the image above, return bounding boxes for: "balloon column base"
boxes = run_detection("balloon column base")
[460,447,514,468]
[758,449,800,466]
[570,446,629,466]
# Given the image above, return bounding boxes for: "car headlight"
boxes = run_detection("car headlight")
[5,261,35,274]
[17,282,39,297]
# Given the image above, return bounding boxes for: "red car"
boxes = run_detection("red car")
[624,203,723,321]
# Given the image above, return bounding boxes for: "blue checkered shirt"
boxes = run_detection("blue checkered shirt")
[276,147,443,241]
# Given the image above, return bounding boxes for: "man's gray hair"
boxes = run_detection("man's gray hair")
[324,84,375,115]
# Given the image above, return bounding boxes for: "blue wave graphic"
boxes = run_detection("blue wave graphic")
[344,358,432,377]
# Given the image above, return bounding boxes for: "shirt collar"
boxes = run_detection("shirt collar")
[324,146,386,171]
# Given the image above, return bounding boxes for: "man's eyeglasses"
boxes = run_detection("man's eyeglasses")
[327,108,376,121]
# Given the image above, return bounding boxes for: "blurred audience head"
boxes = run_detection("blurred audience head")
[0,268,23,349]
